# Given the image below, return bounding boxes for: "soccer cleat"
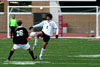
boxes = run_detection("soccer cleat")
[39,55,43,60]
[33,56,37,61]
[4,59,10,63]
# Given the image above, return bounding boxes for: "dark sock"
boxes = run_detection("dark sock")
[8,51,14,60]
[29,51,35,60]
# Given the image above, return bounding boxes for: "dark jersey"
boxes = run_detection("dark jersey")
[13,26,28,44]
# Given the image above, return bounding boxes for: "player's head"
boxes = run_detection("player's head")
[12,14,16,19]
[46,13,52,20]
[17,20,22,26]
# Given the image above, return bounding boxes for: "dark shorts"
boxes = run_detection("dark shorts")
[41,31,50,43]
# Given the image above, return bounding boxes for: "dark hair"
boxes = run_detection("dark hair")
[46,13,53,19]
[17,20,22,26]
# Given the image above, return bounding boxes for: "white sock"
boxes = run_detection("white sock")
[33,37,39,50]
[40,48,45,57]
[34,37,39,45]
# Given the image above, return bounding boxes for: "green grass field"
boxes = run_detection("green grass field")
[0,38,100,67]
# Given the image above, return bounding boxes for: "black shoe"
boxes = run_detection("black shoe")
[33,56,37,61]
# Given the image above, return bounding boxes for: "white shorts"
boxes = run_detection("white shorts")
[13,43,30,50]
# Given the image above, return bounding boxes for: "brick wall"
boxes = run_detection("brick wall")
[0,1,49,33]
[0,0,8,32]
[63,15,96,33]
[0,1,98,34]
[0,15,7,32]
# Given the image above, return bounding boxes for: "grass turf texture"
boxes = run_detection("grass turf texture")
[0,38,100,67]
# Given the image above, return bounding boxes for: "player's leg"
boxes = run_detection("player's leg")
[11,27,16,38]
[10,27,13,39]
[33,32,42,50]
[6,44,20,62]
[8,48,15,61]
[39,42,48,60]
[23,43,37,60]
[39,34,50,60]
[28,48,37,60]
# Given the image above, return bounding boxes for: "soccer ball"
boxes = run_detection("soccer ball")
[30,32,36,38]
[40,6,43,10]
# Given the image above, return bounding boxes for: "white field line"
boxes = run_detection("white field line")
[51,63,100,65]
[71,55,100,58]
[1,57,100,61]
[2,54,100,65]
[3,61,50,65]
[3,61,100,65]
[1,54,100,61]
[0,54,97,57]
[44,54,100,57]
[2,54,100,57]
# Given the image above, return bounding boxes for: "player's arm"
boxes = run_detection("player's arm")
[53,22,59,39]
[29,21,44,30]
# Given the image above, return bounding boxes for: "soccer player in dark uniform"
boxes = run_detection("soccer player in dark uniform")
[6,20,37,62]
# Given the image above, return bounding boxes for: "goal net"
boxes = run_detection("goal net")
[7,6,98,38]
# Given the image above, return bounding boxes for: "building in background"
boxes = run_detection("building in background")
[0,0,97,34]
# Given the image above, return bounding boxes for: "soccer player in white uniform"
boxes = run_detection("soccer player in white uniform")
[6,20,37,62]
[29,14,58,60]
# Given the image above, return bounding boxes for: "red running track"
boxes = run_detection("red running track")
[0,33,96,38]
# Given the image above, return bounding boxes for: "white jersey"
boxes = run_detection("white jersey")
[33,20,58,36]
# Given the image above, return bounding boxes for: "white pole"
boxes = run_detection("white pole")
[96,6,99,38]
[7,6,10,38]
[9,6,97,8]
[59,12,96,15]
